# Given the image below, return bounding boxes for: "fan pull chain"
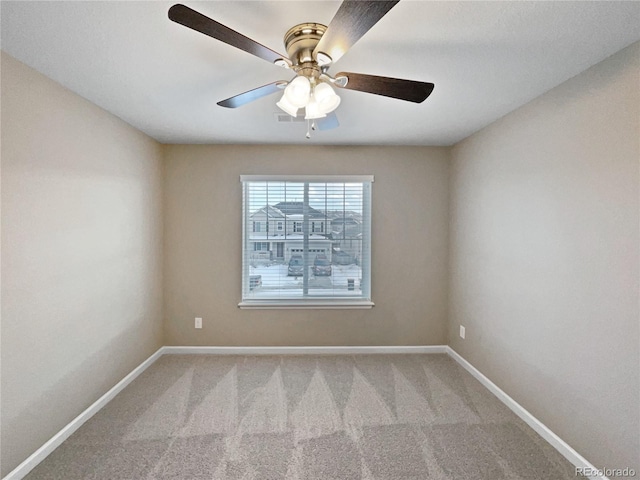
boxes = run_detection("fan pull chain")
[306,119,311,139]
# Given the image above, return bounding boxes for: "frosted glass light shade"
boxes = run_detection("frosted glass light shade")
[304,95,326,120]
[284,76,311,108]
[276,94,298,117]
[314,82,341,114]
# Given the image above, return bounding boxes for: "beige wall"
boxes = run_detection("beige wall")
[163,145,449,346]
[449,42,639,472]
[3,38,638,475]
[0,52,164,475]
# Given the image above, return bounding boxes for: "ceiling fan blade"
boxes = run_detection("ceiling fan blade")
[169,4,288,65]
[334,72,434,103]
[313,1,399,65]
[316,112,339,131]
[217,81,287,108]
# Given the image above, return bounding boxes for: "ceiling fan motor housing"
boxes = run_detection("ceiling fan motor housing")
[284,23,327,79]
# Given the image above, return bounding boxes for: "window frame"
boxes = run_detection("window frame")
[239,175,374,309]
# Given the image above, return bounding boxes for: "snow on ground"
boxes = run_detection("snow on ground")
[248,263,362,297]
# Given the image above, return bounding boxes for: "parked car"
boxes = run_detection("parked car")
[287,255,304,276]
[332,251,353,265]
[313,255,332,276]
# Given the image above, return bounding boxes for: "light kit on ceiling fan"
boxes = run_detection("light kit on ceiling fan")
[275,76,309,116]
[276,77,341,120]
[168,1,435,137]
[310,82,341,117]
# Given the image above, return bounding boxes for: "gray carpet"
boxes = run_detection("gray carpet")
[25,354,581,479]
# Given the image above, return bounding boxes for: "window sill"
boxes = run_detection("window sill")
[238,300,375,310]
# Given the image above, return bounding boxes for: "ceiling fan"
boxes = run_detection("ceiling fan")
[168,1,435,136]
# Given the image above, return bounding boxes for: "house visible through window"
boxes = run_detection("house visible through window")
[240,175,373,308]
[311,221,325,233]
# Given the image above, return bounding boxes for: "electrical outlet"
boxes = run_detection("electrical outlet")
[195,317,202,329]
[459,325,466,339]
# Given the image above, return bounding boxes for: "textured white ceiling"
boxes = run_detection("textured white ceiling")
[2,1,639,146]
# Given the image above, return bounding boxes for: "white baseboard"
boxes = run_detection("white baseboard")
[5,344,604,480]
[162,345,448,355]
[445,347,607,480]
[3,347,165,480]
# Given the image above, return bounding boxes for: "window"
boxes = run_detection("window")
[253,221,261,233]
[241,175,373,308]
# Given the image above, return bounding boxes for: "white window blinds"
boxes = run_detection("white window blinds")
[240,175,373,308]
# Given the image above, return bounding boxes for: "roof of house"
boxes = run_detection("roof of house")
[249,234,330,241]
[251,203,360,220]
[331,217,362,225]
[273,202,326,218]
[251,205,285,219]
